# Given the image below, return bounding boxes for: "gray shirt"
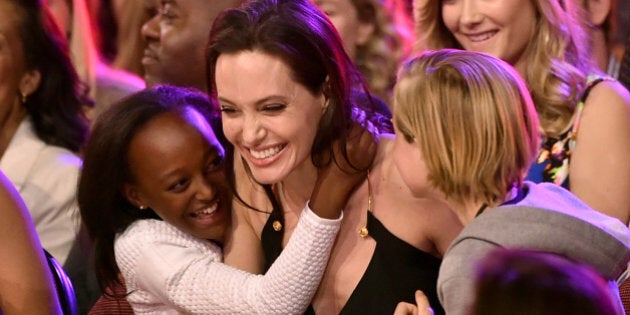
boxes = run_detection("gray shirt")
[438,182,630,314]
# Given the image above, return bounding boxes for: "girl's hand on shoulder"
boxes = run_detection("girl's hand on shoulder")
[309,121,378,219]
[319,121,377,192]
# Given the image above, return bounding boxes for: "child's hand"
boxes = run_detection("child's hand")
[325,121,377,186]
[309,122,378,219]
[393,291,435,315]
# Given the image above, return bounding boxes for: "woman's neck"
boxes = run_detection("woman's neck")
[589,27,610,72]
[277,159,318,213]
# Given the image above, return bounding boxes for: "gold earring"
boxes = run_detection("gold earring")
[20,92,27,104]
[139,205,147,210]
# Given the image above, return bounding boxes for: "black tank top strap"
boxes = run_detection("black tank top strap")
[261,184,285,272]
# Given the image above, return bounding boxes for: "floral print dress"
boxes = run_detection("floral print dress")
[525,75,613,188]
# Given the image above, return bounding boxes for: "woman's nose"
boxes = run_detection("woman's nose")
[459,0,484,27]
[241,115,266,147]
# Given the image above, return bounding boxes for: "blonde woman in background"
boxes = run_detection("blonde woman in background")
[414,0,630,224]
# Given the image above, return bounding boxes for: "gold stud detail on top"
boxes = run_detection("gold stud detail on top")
[273,220,283,231]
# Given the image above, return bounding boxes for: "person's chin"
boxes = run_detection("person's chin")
[191,211,229,241]
[249,167,289,185]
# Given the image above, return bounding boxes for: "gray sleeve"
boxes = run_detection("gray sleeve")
[437,239,499,315]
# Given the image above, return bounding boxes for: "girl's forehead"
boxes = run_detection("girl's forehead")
[180,108,224,154]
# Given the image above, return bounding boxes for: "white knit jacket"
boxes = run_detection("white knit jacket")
[115,205,341,314]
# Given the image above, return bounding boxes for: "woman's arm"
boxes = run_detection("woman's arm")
[570,80,630,224]
[0,172,62,314]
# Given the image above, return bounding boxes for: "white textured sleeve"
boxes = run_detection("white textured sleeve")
[243,204,342,314]
[117,204,341,314]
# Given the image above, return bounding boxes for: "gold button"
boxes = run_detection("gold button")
[359,226,369,238]
[272,220,282,231]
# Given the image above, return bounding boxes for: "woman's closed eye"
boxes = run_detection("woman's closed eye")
[220,105,238,114]
[262,104,286,112]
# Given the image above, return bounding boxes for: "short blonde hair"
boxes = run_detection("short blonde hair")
[394,49,540,206]
[413,0,594,137]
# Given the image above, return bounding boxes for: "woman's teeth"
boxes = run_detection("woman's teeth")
[469,31,497,42]
[250,145,283,159]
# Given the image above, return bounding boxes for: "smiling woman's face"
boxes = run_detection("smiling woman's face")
[124,108,230,241]
[441,0,536,70]
[216,51,326,185]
